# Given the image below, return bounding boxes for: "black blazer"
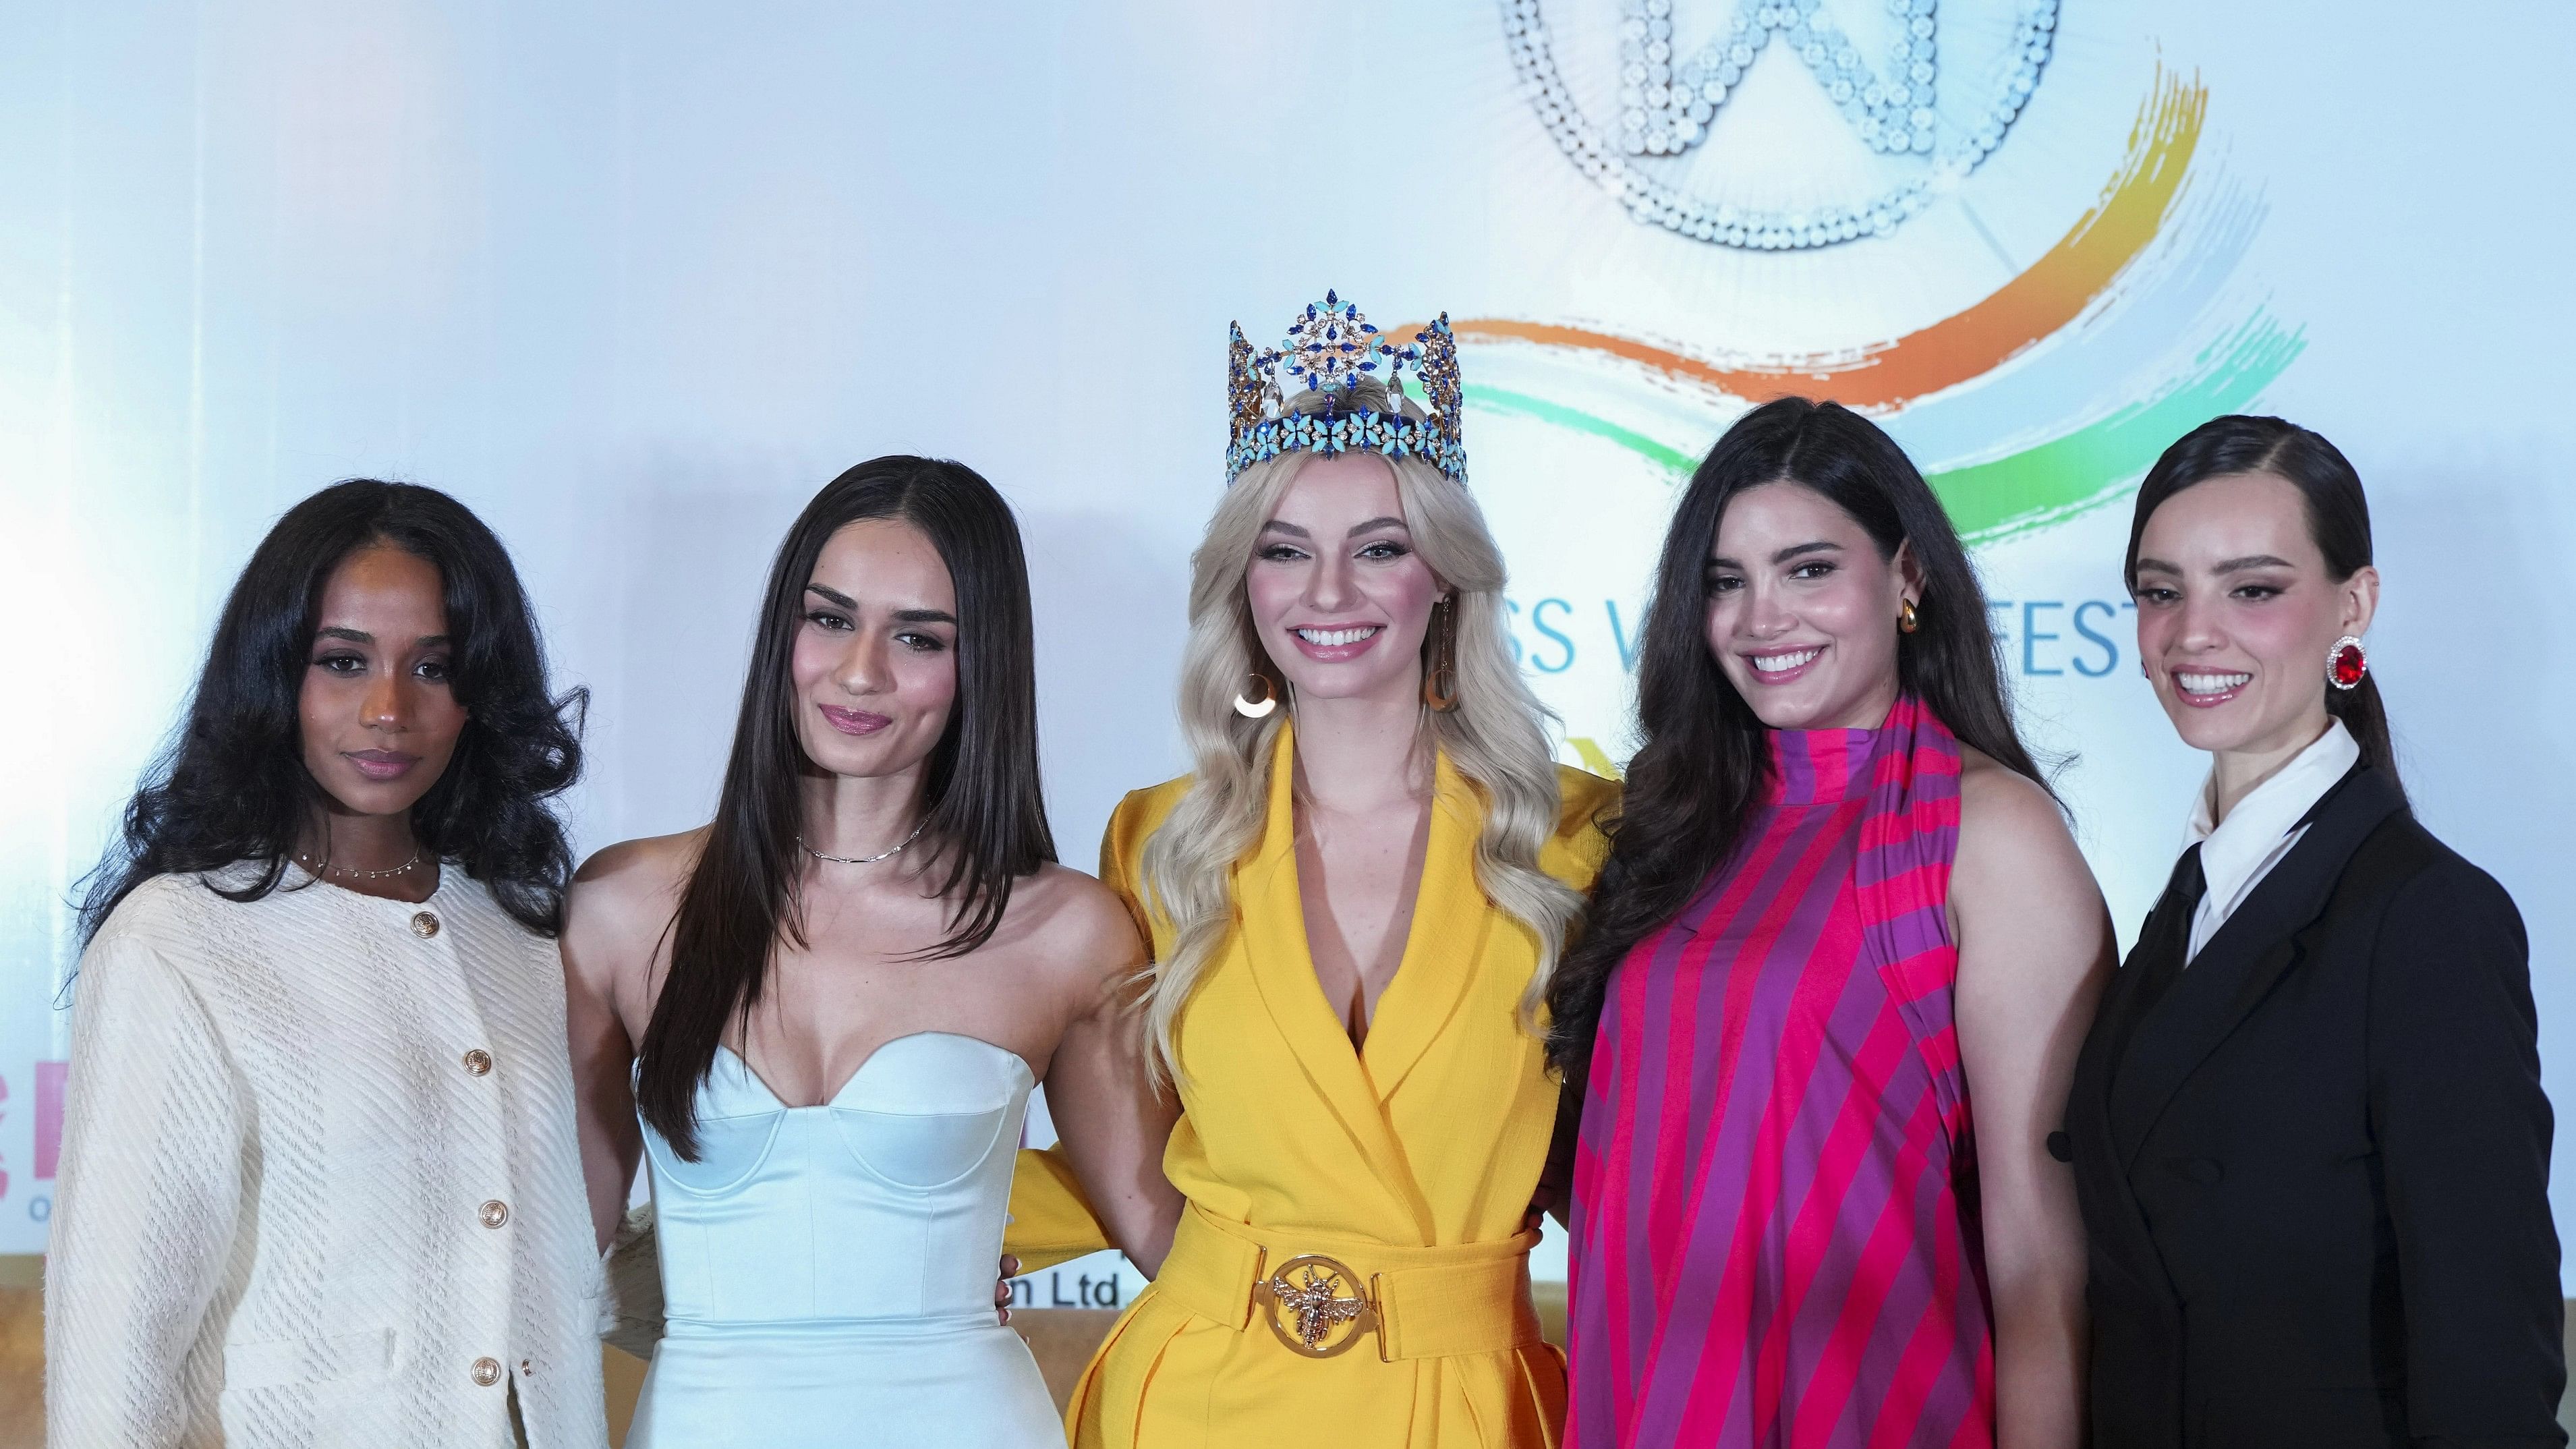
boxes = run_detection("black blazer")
[2065,764,2565,1448]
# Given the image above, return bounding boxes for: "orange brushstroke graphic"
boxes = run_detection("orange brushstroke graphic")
[1444,66,2207,414]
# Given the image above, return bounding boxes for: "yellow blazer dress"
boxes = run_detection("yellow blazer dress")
[1009,723,1618,1448]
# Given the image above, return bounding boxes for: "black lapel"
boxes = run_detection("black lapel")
[2107,764,2405,1168]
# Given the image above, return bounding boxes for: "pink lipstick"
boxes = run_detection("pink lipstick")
[1741,645,1825,686]
[2168,665,2253,709]
[1285,623,1385,663]
[820,705,894,736]
[343,749,420,780]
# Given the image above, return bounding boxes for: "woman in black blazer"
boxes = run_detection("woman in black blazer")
[2065,414,2565,1448]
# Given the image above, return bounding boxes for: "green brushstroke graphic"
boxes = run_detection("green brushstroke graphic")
[1467,386,1700,473]
[1929,314,2306,542]
[1464,310,2305,544]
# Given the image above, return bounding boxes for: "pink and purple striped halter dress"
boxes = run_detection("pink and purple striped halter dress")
[1568,696,1993,1448]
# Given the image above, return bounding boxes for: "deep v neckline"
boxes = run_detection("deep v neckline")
[1224,725,1500,1220]
[1290,785,1437,1050]
[1247,722,1487,1087]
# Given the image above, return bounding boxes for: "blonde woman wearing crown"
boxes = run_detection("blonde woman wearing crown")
[1007,294,1618,1448]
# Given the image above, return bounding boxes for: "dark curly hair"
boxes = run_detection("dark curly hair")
[79,479,586,942]
[1545,398,2046,1082]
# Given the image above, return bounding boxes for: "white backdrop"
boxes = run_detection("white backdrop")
[4,1,2573,1302]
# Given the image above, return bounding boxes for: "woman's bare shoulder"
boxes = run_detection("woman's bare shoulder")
[1951,747,2101,906]
[577,826,705,885]
[1948,747,2107,964]
[563,828,706,972]
[1008,861,1148,986]
[1953,745,2065,836]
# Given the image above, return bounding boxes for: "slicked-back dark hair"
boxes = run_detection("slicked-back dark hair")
[80,479,585,942]
[2123,414,2400,797]
[1545,397,2044,1080]
[635,456,1056,1158]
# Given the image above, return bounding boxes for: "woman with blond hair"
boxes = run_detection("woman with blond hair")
[1008,293,1617,1447]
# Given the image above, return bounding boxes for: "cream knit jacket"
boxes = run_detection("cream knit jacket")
[46,866,610,1449]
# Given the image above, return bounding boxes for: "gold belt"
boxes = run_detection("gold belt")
[1153,1204,1543,1362]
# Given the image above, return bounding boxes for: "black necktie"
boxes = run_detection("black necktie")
[2129,841,2208,1021]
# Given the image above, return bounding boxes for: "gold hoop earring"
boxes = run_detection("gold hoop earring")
[1422,598,1460,713]
[1898,598,1920,635]
[1233,671,1278,719]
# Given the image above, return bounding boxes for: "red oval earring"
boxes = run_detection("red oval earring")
[2326,635,2368,691]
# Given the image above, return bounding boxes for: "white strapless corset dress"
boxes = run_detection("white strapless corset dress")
[627,1033,1061,1448]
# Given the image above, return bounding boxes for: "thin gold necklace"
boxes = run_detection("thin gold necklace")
[799,818,930,865]
[296,847,424,881]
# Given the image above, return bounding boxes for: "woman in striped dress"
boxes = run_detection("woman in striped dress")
[1547,399,2110,1448]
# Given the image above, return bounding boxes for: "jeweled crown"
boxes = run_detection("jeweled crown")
[1226,291,1466,485]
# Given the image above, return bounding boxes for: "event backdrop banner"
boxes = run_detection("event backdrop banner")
[3,0,2572,1303]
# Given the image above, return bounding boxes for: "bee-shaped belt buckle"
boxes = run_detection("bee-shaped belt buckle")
[1255,1254,1380,1359]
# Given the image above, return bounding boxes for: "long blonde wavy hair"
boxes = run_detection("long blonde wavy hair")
[1136,379,1584,1081]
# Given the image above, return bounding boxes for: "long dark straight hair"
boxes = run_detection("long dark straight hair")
[2123,414,2399,795]
[1545,397,2044,1079]
[79,480,585,942]
[635,456,1056,1158]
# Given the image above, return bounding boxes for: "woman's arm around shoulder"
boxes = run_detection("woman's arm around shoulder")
[47,894,247,1448]
[1019,861,1183,1277]
[1949,751,2114,1449]
[2366,851,2567,1439]
[561,829,700,1254]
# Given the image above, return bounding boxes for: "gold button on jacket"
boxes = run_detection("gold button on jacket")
[480,1200,509,1229]
[470,1357,502,1387]
[463,1048,493,1076]
[409,911,440,938]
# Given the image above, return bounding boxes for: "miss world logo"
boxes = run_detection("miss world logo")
[1501,0,2059,248]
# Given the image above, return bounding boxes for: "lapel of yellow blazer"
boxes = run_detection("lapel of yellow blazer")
[1359,748,1493,1104]
[1231,723,1421,1203]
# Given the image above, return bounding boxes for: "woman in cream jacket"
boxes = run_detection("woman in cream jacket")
[49,480,607,1449]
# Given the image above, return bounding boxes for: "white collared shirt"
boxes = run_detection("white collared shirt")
[2181,718,2362,964]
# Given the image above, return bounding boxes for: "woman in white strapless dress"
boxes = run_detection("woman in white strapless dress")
[561,458,1183,1448]
[625,1035,1053,1444]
